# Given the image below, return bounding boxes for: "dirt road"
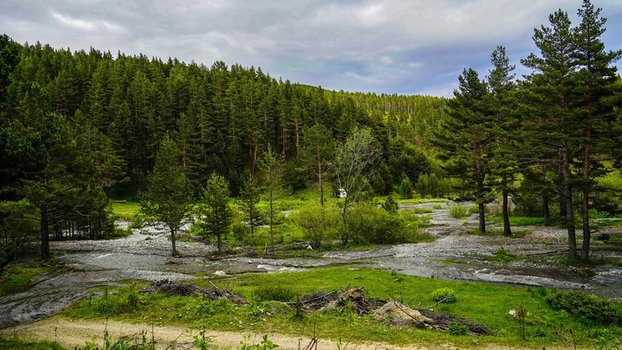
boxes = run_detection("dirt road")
[1,316,557,350]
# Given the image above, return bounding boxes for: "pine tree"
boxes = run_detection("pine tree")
[300,124,334,206]
[573,0,622,260]
[486,46,517,236]
[197,172,232,252]
[258,145,284,252]
[522,9,580,258]
[141,135,192,256]
[436,68,492,234]
[240,176,261,236]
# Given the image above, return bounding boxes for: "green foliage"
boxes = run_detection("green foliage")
[398,174,413,199]
[239,334,279,350]
[546,290,621,325]
[231,221,250,241]
[489,247,518,263]
[259,145,284,251]
[346,203,404,244]
[334,127,381,224]
[111,202,141,221]
[449,205,467,219]
[292,203,340,248]
[0,337,64,350]
[196,172,233,251]
[448,322,468,336]
[0,200,38,266]
[432,288,457,303]
[62,267,622,348]
[0,263,49,296]
[344,203,430,245]
[240,177,262,236]
[381,195,399,214]
[141,135,192,256]
[416,173,448,198]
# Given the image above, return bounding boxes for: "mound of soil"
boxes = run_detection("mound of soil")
[145,279,247,304]
[297,288,491,334]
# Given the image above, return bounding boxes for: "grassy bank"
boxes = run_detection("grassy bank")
[62,267,622,349]
[0,262,50,297]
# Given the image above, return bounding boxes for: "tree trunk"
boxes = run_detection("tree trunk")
[249,206,255,236]
[217,232,222,252]
[251,145,258,177]
[502,174,511,236]
[502,191,511,236]
[317,150,324,206]
[269,188,274,252]
[476,156,486,235]
[581,98,593,261]
[559,193,567,218]
[341,197,349,246]
[561,147,577,259]
[40,206,50,260]
[170,227,177,256]
[478,201,486,235]
[542,194,551,227]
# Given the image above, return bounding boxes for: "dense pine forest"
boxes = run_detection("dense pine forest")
[0,0,621,267]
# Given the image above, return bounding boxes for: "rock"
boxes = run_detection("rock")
[373,301,433,328]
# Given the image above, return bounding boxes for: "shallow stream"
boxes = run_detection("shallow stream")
[1,202,620,328]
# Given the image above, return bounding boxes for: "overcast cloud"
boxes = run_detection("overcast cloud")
[1,0,621,97]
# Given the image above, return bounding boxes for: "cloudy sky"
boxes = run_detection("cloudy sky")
[1,0,621,97]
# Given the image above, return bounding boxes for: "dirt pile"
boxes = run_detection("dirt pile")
[144,279,247,304]
[297,288,491,334]
[373,301,433,328]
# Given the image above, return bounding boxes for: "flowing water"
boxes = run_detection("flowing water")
[1,202,620,328]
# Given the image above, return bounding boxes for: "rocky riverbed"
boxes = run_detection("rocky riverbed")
[1,202,620,329]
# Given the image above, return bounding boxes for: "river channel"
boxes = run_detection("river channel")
[1,202,620,329]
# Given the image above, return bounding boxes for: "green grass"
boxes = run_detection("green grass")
[111,201,141,220]
[0,262,50,296]
[62,267,621,348]
[0,337,65,350]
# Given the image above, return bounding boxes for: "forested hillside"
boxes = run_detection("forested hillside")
[0,34,446,262]
[0,37,446,196]
[0,0,621,266]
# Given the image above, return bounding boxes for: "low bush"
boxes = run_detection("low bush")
[489,247,518,263]
[546,290,621,325]
[292,204,340,248]
[448,322,468,336]
[416,173,448,198]
[399,174,414,199]
[432,288,457,303]
[231,221,250,241]
[449,205,467,219]
[347,203,405,244]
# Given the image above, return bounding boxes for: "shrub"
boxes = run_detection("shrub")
[448,322,468,336]
[292,204,340,248]
[254,286,296,302]
[449,205,467,219]
[490,247,518,262]
[347,203,405,244]
[231,221,250,241]
[546,290,621,325]
[432,288,457,303]
[381,195,399,214]
[416,173,448,198]
[129,213,146,229]
[398,174,413,199]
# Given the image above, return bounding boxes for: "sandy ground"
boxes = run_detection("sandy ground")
[1,316,561,350]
